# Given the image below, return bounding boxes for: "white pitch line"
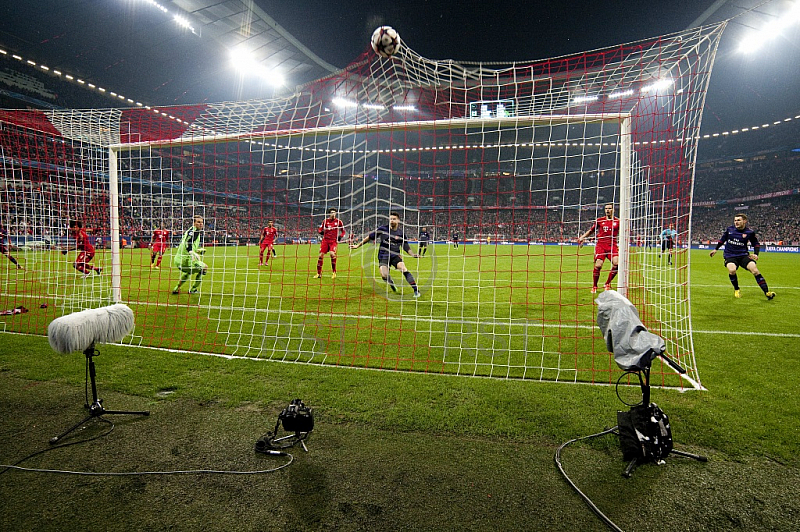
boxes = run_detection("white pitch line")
[4,290,796,338]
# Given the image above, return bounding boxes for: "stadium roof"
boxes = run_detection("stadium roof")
[0,0,797,138]
[0,0,340,106]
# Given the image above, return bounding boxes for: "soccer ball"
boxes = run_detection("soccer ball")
[371,26,400,58]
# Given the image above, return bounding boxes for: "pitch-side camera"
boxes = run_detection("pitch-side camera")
[279,399,314,434]
[255,399,314,453]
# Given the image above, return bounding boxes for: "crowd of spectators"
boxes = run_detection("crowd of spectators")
[693,154,800,201]
[2,114,799,247]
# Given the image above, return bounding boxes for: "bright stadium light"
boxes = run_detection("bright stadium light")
[739,1,800,53]
[608,89,634,99]
[144,0,169,14]
[571,94,599,104]
[392,105,417,112]
[173,14,197,35]
[230,50,284,87]
[363,103,386,110]
[641,78,673,94]
[332,98,358,108]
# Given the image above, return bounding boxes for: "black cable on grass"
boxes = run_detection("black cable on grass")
[0,418,115,476]
[554,427,624,532]
[1,419,293,477]
[0,456,294,476]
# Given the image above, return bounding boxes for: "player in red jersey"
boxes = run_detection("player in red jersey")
[578,203,620,293]
[0,224,23,270]
[64,220,101,278]
[259,220,278,266]
[315,208,345,279]
[149,227,170,269]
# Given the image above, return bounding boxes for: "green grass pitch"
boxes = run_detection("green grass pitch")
[1,244,797,388]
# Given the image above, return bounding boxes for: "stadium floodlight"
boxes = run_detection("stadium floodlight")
[571,94,599,104]
[608,89,634,99]
[230,49,284,86]
[392,105,417,111]
[173,15,197,34]
[739,1,800,53]
[640,78,673,94]
[363,103,386,110]
[144,0,169,14]
[332,97,358,108]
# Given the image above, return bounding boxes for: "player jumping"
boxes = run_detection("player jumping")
[172,215,207,295]
[418,226,430,256]
[0,224,23,270]
[65,220,101,278]
[149,226,170,269]
[578,203,619,294]
[709,213,775,300]
[315,208,345,279]
[659,224,677,265]
[259,220,278,266]
[351,211,421,297]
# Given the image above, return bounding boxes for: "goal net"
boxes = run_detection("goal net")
[0,23,726,389]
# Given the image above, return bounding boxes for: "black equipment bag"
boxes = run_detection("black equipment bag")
[617,403,673,462]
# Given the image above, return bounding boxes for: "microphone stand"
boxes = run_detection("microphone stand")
[50,343,150,444]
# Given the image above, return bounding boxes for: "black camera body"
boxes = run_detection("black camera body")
[279,399,314,434]
[617,402,673,463]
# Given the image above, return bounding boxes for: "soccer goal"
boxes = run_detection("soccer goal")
[0,22,726,389]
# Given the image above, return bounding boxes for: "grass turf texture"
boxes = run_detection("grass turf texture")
[0,244,740,386]
[0,249,798,530]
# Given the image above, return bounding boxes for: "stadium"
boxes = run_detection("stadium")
[0,1,798,530]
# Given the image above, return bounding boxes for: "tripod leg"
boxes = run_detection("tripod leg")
[50,414,94,444]
[670,449,708,462]
[622,458,639,478]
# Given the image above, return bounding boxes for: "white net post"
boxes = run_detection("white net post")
[108,146,122,303]
[617,116,632,297]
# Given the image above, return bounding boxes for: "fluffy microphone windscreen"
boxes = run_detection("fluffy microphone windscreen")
[48,304,135,354]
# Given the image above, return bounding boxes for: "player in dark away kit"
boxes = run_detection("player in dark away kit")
[418,227,430,256]
[709,213,775,300]
[351,212,421,297]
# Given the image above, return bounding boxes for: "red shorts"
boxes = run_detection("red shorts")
[594,246,618,262]
[76,250,95,264]
[152,243,167,254]
[260,241,274,252]
[319,240,338,254]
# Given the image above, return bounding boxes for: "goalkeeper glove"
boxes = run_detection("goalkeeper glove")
[189,251,201,262]
[196,248,206,255]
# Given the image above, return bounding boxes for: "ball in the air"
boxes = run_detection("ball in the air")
[371,26,400,58]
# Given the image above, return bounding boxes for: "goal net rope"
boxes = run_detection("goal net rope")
[0,22,726,389]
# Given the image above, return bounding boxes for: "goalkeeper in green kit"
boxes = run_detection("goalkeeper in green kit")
[172,215,208,294]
